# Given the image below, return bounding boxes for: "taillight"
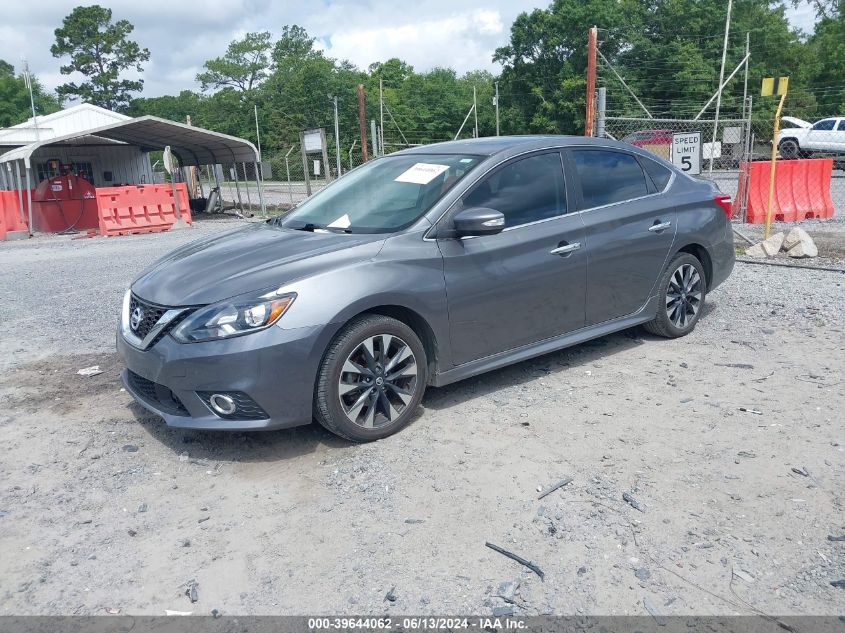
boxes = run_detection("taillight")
[714,194,732,219]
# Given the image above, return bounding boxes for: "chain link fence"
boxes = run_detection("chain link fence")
[602,114,844,223]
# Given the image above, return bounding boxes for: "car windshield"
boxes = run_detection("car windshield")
[279,153,482,234]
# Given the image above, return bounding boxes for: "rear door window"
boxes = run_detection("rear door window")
[571,149,649,209]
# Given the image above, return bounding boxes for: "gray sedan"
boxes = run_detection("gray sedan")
[118,136,734,441]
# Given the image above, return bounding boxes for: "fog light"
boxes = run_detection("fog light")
[208,393,237,416]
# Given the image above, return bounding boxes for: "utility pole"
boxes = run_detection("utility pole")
[710,0,733,175]
[494,81,500,136]
[585,26,598,136]
[473,86,478,138]
[21,59,40,144]
[371,120,379,158]
[254,104,262,163]
[596,87,607,138]
[332,96,341,176]
[379,78,385,155]
[357,84,368,162]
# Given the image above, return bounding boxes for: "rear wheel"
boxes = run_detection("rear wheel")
[314,315,427,442]
[644,253,707,338]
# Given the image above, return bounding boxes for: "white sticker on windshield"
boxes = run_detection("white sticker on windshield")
[394,162,450,185]
[327,213,351,229]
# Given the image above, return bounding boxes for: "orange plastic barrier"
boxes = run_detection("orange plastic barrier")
[734,158,835,224]
[0,190,30,240]
[96,183,192,236]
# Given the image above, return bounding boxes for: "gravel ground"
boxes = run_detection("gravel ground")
[0,218,843,617]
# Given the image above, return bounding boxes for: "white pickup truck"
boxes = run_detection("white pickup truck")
[777,116,845,159]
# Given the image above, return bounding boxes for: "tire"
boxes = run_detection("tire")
[643,253,707,339]
[314,314,427,442]
[779,139,800,159]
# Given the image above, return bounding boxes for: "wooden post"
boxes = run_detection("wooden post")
[765,78,789,240]
[357,84,369,162]
[584,26,597,137]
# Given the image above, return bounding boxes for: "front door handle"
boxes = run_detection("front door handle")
[649,221,672,232]
[550,242,581,256]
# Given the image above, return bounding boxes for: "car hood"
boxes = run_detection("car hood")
[131,222,386,306]
[781,116,811,129]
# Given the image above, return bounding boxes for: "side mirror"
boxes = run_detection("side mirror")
[453,207,505,237]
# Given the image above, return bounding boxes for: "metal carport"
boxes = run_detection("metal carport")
[0,116,264,234]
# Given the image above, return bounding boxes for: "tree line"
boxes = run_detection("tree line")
[1,1,843,168]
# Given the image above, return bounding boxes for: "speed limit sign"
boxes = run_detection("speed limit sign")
[670,131,702,175]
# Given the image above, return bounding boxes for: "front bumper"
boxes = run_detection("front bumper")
[117,322,329,431]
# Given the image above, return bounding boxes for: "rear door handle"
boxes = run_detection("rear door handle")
[550,242,581,256]
[649,221,672,232]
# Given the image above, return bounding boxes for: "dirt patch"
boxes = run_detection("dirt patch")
[2,354,124,416]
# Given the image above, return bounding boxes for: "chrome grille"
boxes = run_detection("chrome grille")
[129,294,167,340]
[126,294,191,348]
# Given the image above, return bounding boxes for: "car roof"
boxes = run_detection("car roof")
[394,135,649,158]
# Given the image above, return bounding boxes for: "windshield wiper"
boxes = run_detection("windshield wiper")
[290,222,322,232]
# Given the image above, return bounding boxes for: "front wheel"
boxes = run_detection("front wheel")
[779,139,801,159]
[644,253,707,338]
[314,315,427,442]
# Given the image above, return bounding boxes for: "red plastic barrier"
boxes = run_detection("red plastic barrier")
[0,190,30,239]
[96,183,192,236]
[31,175,99,233]
[735,158,835,224]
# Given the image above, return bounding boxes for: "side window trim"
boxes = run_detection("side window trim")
[447,149,570,231]
[563,146,658,213]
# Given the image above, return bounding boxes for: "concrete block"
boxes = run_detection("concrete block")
[744,243,768,258]
[784,227,818,258]
[782,227,811,251]
[787,240,818,258]
[761,232,785,256]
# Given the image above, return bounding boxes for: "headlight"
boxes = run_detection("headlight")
[171,291,296,343]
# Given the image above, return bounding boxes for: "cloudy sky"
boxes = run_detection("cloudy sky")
[0,0,818,99]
